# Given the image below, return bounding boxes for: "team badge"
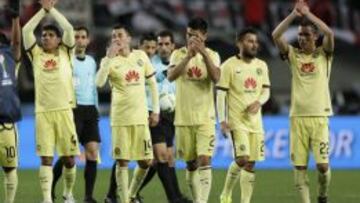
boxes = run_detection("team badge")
[256,68,262,75]
[240,144,246,151]
[114,147,121,155]
[137,59,144,66]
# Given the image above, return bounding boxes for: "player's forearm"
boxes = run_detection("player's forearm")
[272,12,297,40]
[23,9,47,50]
[258,87,270,105]
[49,8,75,47]
[216,89,227,123]
[305,12,334,52]
[95,58,111,87]
[11,17,21,61]
[203,52,220,83]
[148,77,160,114]
[167,55,191,82]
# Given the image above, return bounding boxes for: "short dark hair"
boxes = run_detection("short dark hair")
[74,25,90,37]
[237,27,258,42]
[112,24,132,36]
[140,32,157,45]
[42,24,62,37]
[157,30,175,43]
[299,18,318,33]
[0,32,10,46]
[187,17,208,33]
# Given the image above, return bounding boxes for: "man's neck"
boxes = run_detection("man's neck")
[119,47,131,57]
[76,49,86,59]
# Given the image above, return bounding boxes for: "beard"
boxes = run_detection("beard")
[243,50,257,59]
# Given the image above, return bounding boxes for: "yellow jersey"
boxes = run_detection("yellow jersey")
[287,45,333,117]
[217,55,270,132]
[27,45,75,113]
[100,50,155,126]
[169,47,221,126]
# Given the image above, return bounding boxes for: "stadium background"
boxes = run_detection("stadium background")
[0,0,360,202]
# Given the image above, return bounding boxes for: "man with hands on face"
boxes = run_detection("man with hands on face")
[96,24,159,203]
[272,1,334,203]
[167,17,221,203]
[217,28,270,203]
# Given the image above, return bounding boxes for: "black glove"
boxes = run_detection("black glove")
[8,0,20,18]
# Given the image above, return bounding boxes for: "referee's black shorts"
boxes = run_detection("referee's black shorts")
[149,111,175,147]
[73,105,101,146]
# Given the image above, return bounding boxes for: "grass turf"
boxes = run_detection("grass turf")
[1,169,359,203]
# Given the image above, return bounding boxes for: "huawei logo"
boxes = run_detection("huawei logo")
[187,66,202,78]
[244,77,257,89]
[300,63,315,73]
[125,70,140,82]
[43,59,57,71]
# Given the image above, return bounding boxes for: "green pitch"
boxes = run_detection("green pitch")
[1,169,359,203]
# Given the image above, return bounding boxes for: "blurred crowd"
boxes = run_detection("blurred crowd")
[1,0,360,115]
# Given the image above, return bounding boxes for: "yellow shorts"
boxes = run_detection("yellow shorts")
[230,129,264,162]
[290,117,329,166]
[36,110,80,157]
[175,124,215,161]
[0,123,18,168]
[112,125,153,160]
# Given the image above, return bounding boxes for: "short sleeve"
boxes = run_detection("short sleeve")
[216,60,232,90]
[262,63,271,87]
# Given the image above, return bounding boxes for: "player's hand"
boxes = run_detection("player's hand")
[187,37,197,58]
[192,36,207,56]
[149,113,160,127]
[297,0,310,16]
[292,1,304,17]
[106,41,122,58]
[246,101,261,114]
[39,0,55,11]
[220,121,231,138]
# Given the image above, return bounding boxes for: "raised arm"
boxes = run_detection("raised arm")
[192,37,220,83]
[22,9,47,50]
[95,57,111,87]
[49,8,75,48]
[272,5,301,55]
[167,52,193,82]
[300,5,334,53]
[8,0,21,61]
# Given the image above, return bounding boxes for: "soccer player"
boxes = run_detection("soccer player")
[217,28,270,203]
[96,24,160,203]
[0,1,21,202]
[272,1,334,203]
[22,0,80,202]
[139,33,157,59]
[136,31,190,203]
[167,17,221,203]
[51,26,100,203]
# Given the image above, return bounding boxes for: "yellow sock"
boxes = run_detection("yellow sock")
[39,165,53,202]
[129,166,148,198]
[240,170,255,203]
[318,169,331,197]
[116,165,129,203]
[4,169,18,203]
[186,169,200,202]
[62,166,76,197]
[221,161,241,198]
[294,169,310,203]
[198,166,212,203]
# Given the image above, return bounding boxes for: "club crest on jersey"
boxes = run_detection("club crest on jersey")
[43,59,57,71]
[256,68,262,75]
[125,70,140,83]
[187,66,202,79]
[137,59,144,67]
[300,62,315,75]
